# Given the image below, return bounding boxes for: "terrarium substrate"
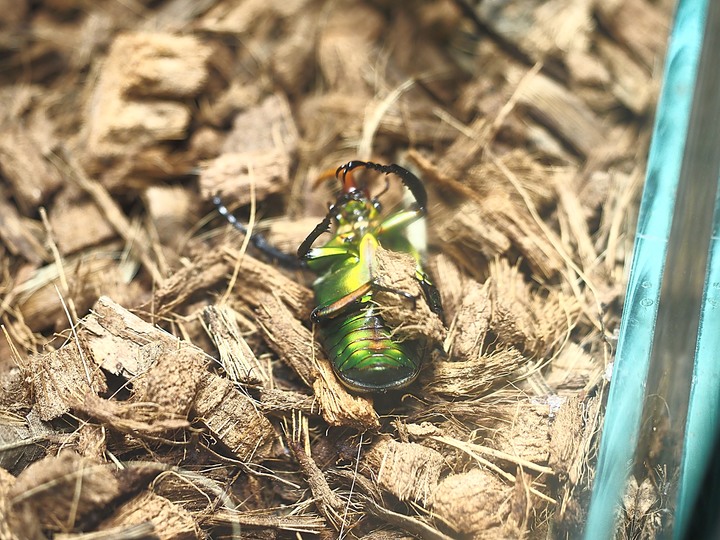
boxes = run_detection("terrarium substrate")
[0,0,672,538]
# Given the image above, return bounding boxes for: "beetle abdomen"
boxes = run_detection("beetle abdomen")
[318,304,419,393]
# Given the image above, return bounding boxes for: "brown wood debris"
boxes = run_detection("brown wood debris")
[200,93,299,206]
[192,373,276,462]
[82,32,213,188]
[430,468,516,538]
[0,125,62,213]
[0,0,671,536]
[29,340,107,421]
[365,439,446,505]
[99,490,201,539]
[201,304,271,387]
[373,246,447,344]
[6,451,121,535]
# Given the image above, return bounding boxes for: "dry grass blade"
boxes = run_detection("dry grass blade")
[284,412,345,531]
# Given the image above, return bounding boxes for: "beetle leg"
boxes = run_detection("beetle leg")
[311,282,373,323]
[214,195,301,268]
[372,282,419,310]
[297,213,334,260]
[376,208,425,237]
[337,161,428,212]
[416,270,445,321]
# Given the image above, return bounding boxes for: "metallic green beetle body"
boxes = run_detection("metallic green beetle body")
[297,161,443,393]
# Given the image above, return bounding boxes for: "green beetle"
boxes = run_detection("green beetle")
[296,161,443,392]
[215,161,442,392]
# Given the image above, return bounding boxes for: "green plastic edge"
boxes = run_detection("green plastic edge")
[583,1,708,537]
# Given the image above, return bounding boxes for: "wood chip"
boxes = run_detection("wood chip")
[0,189,47,264]
[48,188,117,255]
[100,491,201,540]
[29,339,107,421]
[9,451,121,532]
[200,94,298,206]
[373,246,446,344]
[0,124,62,211]
[80,295,179,377]
[430,468,513,537]
[192,373,276,462]
[255,291,378,429]
[366,439,446,505]
[201,304,270,387]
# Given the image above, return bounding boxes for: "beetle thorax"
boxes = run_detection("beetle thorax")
[334,197,380,240]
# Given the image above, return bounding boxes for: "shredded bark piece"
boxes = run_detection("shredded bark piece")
[192,373,276,462]
[372,246,446,344]
[29,339,107,421]
[80,295,179,377]
[0,124,62,211]
[9,451,121,533]
[201,304,271,387]
[365,439,445,505]
[425,348,526,398]
[430,468,513,537]
[99,491,200,540]
[200,94,298,206]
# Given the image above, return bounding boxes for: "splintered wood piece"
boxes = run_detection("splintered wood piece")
[513,70,607,158]
[80,296,180,377]
[201,305,271,388]
[450,260,580,363]
[257,388,317,416]
[286,414,344,530]
[550,394,602,529]
[209,509,325,535]
[451,279,491,361]
[47,187,117,256]
[0,124,62,212]
[365,439,445,505]
[75,393,190,438]
[255,292,378,429]
[132,344,206,418]
[29,339,107,421]
[372,246,446,344]
[151,249,229,318]
[9,451,121,532]
[595,0,670,69]
[544,342,602,393]
[150,246,312,320]
[430,468,514,538]
[425,348,525,398]
[85,32,212,160]
[254,292,319,387]
[491,401,552,466]
[0,409,60,475]
[312,359,379,430]
[223,248,313,320]
[200,94,298,206]
[550,394,601,487]
[99,490,201,540]
[410,152,567,280]
[192,373,276,462]
[0,191,47,264]
[427,253,470,324]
